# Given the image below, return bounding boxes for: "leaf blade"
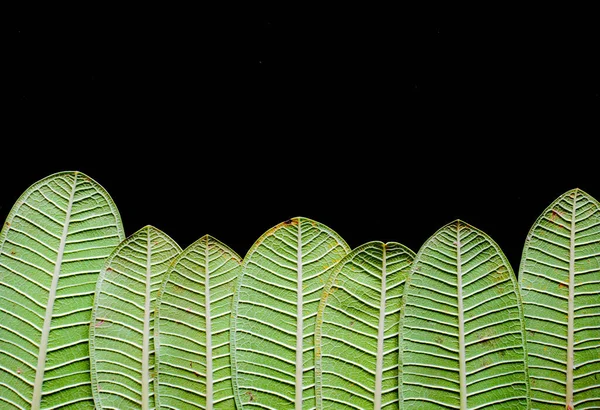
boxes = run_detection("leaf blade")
[315,241,415,409]
[0,170,125,409]
[89,225,181,409]
[519,188,600,409]
[231,217,350,409]
[155,234,242,409]
[399,219,530,409]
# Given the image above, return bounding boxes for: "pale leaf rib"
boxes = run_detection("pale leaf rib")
[320,355,376,378]
[413,265,457,286]
[525,339,569,352]
[403,397,460,409]
[403,337,459,354]
[0,339,38,363]
[402,347,458,362]
[402,380,459,394]
[531,231,571,249]
[1,240,56,265]
[404,303,459,319]
[529,245,570,263]
[407,282,459,300]
[240,272,296,293]
[321,320,378,339]
[244,289,295,310]
[0,366,35,386]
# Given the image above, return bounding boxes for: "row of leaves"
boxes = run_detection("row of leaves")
[0,171,598,409]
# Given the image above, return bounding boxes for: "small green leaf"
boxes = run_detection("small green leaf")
[315,241,415,409]
[400,219,530,409]
[0,171,125,409]
[519,188,600,409]
[155,234,242,409]
[89,225,181,409]
[231,217,350,409]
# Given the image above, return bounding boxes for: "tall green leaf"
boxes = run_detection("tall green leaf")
[518,188,600,409]
[231,217,350,409]
[399,219,530,409]
[155,234,242,409]
[0,170,125,409]
[89,225,181,409]
[315,241,415,409]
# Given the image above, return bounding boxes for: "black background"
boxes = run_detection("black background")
[4,5,599,272]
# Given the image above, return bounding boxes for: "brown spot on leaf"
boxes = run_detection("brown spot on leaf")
[491,269,505,283]
[245,391,255,402]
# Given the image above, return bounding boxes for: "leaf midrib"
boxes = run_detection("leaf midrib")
[32,172,78,410]
[373,244,387,409]
[456,226,467,410]
[295,222,303,410]
[566,192,577,407]
[205,236,214,410]
[141,228,152,410]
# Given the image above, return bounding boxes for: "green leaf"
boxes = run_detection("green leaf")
[315,241,415,409]
[154,234,242,409]
[399,219,530,409]
[231,217,350,409]
[518,188,600,409]
[89,225,181,409]
[0,170,125,409]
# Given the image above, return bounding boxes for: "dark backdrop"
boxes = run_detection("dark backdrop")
[4,5,599,271]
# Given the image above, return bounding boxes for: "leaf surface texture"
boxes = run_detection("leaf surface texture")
[155,234,242,409]
[0,171,125,409]
[90,225,181,409]
[315,241,415,409]
[231,217,350,409]
[400,220,530,409]
[519,188,600,409]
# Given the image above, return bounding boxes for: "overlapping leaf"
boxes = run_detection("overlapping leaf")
[0,171,125,409]
[89,225,181,409]
[315,241,415,409]
[519,188,600,409]
[155,234,242,409]
[231,217,350,409]
[399,219,530,409]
